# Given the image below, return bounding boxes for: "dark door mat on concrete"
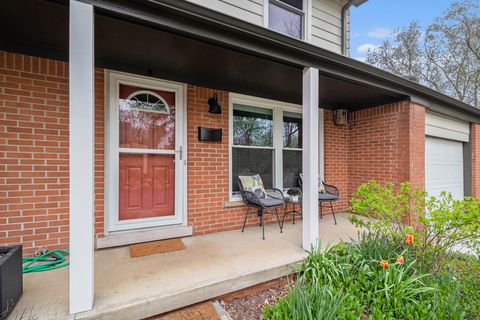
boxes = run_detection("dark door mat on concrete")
[130,238,185,258]
[147,301,221,320]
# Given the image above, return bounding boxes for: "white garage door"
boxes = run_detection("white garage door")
[425,137,464,200]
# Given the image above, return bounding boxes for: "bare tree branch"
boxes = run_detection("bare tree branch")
[365,0,480,108]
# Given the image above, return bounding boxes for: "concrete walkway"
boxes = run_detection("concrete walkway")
[7,213,357,320]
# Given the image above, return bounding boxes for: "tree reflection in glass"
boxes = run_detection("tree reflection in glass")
[119,90,176,150]
[233,105,273,147]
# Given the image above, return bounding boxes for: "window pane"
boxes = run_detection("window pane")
[233,105,273,147]
[268,1,303,39]
[283,112,302,148]
[119,84,175,150]
[232,148,273,193]
[283,150,302,188]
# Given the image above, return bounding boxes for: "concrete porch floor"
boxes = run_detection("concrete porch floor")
[7,213,358,320]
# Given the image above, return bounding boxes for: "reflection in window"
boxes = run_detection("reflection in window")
[283,150,302,188]
[283,111,302,189]
[232,148,274,193]
[233,105,273,147]
[119,86,175,150]
[232,104,274,195]
[268,0,304,39]
[230,102,304,196]
[125,91,170,114]
[283,112,302,148]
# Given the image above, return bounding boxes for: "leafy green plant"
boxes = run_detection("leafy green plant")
[446,253,480,319]
[349,181,425,241]
[349,180,480,273]
[420,193,480,273]
[264,234,466,319]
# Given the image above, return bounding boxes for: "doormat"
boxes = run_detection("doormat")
[147,301,221,320]
[130,238,185,258]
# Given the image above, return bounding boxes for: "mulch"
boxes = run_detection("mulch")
[221,282,291,320]
[147,301,221,320]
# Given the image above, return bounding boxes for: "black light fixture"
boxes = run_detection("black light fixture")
[208,93,222,114]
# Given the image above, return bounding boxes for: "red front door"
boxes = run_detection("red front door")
[119,153,175,220]
[118,84,176,221]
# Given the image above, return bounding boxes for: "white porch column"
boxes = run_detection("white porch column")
[69,0,95,314]
[302,67,319,251]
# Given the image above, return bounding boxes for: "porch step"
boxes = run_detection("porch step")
[96,226,193,249]
[74,259,302,320]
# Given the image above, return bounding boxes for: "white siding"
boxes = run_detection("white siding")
[186,0,264,26]
[311,0,343,53]
[186,0,344,53]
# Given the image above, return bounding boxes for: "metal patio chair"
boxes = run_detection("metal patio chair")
[238,175,284,240]
[299,174,338,225]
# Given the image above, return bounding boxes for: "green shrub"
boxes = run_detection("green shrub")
[349,180,480,273]
[447,253,480,319]
[264,234,465,319]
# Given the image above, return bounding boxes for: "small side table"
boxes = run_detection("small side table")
[282,197,302,228]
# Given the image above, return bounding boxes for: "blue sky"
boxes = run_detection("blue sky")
[349,0,455,60]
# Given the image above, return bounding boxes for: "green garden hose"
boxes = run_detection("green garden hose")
[22,250,70,273]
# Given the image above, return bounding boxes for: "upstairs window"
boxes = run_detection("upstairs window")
[268,0,304,39]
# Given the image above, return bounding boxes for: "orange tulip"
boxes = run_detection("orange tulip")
[396,256,405,265]
[406,234,414,245]
[380,259,389,270]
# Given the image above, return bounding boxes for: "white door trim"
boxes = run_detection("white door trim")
[105,70,187,234]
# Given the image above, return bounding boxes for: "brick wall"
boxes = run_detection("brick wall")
[341,101,425,225]
[0,51,439,254]
[472,124,480,198]
[323,101,426,221]
[347,101,425,195]
[0,52,69,255]
[323,110,349,213]
[0,51,105,254]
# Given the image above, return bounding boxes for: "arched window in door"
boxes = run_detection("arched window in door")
[125,90,170,114]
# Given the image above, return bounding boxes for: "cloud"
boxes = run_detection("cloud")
[367,27,393,39]
[357,43,379,55]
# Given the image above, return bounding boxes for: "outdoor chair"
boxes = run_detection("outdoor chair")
[299,174,338,225]
[238,174,284,240]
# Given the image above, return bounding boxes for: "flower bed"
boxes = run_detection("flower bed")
[263,181,480,320]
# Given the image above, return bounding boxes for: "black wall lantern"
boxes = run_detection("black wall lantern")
[208,93,222,114]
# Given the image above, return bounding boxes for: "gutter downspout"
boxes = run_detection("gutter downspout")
[341,1,353,56]
[341,0,368,56]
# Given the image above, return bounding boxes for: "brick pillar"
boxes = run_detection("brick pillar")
[407,103,426,192]
[472,124,480,198]
[405,102,425,227]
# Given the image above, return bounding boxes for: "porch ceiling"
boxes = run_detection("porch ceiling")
[0,0,404,111]
[1,0,479,119]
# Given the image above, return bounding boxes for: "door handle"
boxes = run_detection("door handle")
[175,146,183,160]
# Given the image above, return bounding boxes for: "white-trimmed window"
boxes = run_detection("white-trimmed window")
[267,0,305,39]
[229,94,302,200]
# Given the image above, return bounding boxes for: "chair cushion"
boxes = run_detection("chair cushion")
[318,181,326,194]
[258,197,285,208]
[239,174,267,198]
[318,192,338,201]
